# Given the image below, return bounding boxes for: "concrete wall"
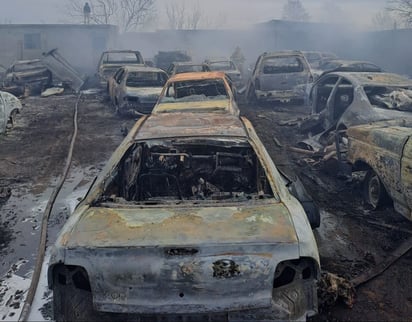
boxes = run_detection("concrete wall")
[1,22,411,78]
[0,24,118,74]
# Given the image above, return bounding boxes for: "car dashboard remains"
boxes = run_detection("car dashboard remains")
[98,138,273,205]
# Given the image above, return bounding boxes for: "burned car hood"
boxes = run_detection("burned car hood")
[64,203,298,248]
[135,113,245,139]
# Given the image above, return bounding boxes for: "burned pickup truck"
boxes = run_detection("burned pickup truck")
[48,112,320,321]
[2,59,52,95]
[97,50,145,88]
[300,72,412,220]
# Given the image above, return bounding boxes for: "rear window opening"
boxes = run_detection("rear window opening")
[365,86,412,112]
[97,139,274,205]
[262,57,305,74]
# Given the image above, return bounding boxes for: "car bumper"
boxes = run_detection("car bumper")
[95,280,317,321]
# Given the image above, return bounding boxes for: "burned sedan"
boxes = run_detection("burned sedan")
[48,113,320,321]
[108,65,168,115]
[152,71,240,116]
[97,50,145,88]
[246,51,313,104]
[300,72,412,219]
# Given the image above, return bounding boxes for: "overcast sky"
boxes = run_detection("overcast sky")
[0,0,388,29]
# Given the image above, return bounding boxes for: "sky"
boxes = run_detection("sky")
[0,0,388,30]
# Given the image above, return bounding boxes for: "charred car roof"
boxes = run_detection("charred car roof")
[120,65,166,73]
[166,71,227,82]
[321,72,412,87]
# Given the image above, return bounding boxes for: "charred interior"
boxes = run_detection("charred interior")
[98,139,274,204]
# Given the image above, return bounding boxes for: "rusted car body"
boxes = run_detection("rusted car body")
[0,90,22,134]
[300,72,412,218]
[346,121,412,220]
[166,62,210,76]
[48,113,320,321]
[203,59,243,88]
[152,71,240,116]
[2,59,52,95]
[108,65,168,115]
[246,51,313,104]
[97,50,145,88]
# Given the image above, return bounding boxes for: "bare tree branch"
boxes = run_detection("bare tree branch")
[386,0,412,26]
[63,0,155,32]
[372,9,398,30]
[282,0,310,22]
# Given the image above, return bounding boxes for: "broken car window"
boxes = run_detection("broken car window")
[365,86,412,111]
[99,140,274,205]
[126,71,167,87]
[160,79,229,103]
[261,57,304,74]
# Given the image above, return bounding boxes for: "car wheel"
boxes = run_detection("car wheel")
[301,201,321,229]
[363,169,390,209]
[52,267,98,322]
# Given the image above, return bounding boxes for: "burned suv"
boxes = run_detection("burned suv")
[246,51,312,104]
[48,112,320,321]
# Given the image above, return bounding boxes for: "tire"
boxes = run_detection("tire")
[301,201,321,229]
[53,266,100,322]
[363,169,390,209]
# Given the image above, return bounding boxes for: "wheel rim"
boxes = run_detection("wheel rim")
[368,174,381,208]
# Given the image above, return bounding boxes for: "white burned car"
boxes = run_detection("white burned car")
[108,65,168,115]
[246,51,313,104]
[48,112,320,321]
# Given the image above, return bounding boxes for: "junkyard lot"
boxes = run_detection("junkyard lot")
[0,94,411,321]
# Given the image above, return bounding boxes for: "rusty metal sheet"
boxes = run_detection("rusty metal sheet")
[134,113,247,140]
[65,202,298,247]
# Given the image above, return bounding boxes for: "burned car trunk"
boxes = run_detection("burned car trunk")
[48,113,320,321]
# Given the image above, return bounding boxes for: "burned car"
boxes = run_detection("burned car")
[0,90,22,134]
[48,112,320,321]
[203,59,243,88]
[346,121,412,220]
[108,65,168,115]
[152,71,240,116]
[97,50,145,88]
[166,62,210,76]
[2,59,52,95]
[300,72,412,219]
[154,50,192,71]
[246,51,313,104]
